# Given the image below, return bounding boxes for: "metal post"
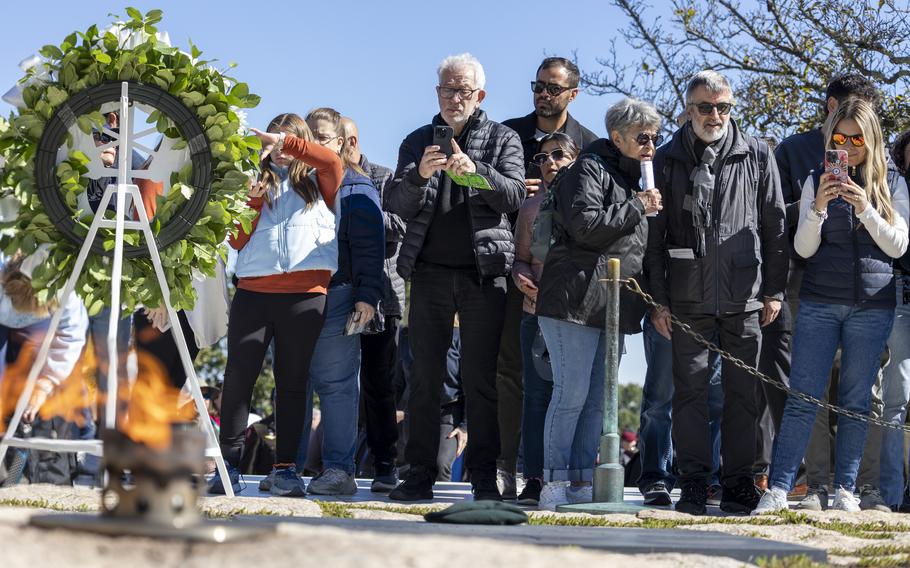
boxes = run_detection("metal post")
[558,258,644,514]
[594,257,624,502]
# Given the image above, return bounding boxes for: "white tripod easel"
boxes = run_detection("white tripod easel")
[0,82,235,497]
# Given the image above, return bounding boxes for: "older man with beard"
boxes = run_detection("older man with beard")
[646,70,788,515]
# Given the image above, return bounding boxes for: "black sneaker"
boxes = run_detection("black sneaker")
[371,463,399,493]
[208,462,242,495]
[706,483,723,506]
[389,466,434,501]
[642,481,672,506]
[472,475,503,501]
[517,478,543,506]
[675,482,707,515]
[720,477,762,514]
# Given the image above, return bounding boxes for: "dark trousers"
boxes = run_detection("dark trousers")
[437,411,458,481]
[672,310,761,486]
[406,265,506,479]
[219,289,326,465]
[359,316,401,467]
[754,328,792,475]
[133,309,199,389]
[496,281,524,474]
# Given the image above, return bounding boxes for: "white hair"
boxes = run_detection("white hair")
[685,70,734,105]
[605,98,662,136]
[437,53,486,90]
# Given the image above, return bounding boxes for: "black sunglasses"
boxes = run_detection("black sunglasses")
[689,102,734,116]
[92,127,119,144]
[635,133,663,146]
[531,148,569,165]
[531,81,574,97]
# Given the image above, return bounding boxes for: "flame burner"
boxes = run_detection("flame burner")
[29,427,273,542]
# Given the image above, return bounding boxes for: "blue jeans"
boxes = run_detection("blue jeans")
[770,300,894,493]
[638,316,723,491]
[295,284,360,474]
[87,307,132,427]
[539,316,618,483]
[519,313,553,479]
[881,275,910,507]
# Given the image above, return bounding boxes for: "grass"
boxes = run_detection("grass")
[315,501,354,519]
[0,497,94,513]
[755,555,827,568]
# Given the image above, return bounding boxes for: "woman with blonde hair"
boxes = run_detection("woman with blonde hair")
[754,98,909,514]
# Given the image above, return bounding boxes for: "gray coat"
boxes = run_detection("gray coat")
[362,156,406,318]
[646,120,788,316]
[387,111,526,280]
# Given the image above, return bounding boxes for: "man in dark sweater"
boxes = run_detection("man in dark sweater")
[386,53,525,501]
[497,57,598,500]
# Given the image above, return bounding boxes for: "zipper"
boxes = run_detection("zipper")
[463,185,483,284]
[851,207,860,305]
[711,158,727,317]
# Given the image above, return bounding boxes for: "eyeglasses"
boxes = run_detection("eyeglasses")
[832,132,866,148]
[531,148,571,165]
[689,102,734,116]
[635,133,663,146]
[437,86,479,100]
[531,81,574,97]
[92,128,119,144]
[315,135,343,146]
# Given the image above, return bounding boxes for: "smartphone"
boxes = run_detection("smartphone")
[432,125,455,158]
[344,311,365,336]
[824,149,849,183]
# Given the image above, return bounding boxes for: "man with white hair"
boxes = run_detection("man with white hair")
[645,70,788,515]
[386,53,525,501]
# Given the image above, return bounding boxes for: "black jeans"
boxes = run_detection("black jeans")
[406,264,506,479]
[359,316,401,467]
[220,289,326,466]
[134,309,199,389]
[754,327,791,475]
[495,281,524,474]
[671,310,761,486]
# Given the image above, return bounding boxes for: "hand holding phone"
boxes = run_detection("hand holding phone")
[432,125,455,158]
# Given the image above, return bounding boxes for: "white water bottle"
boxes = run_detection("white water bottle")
[640,160,657,217]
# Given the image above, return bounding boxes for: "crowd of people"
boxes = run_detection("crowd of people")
[3,52,910,516]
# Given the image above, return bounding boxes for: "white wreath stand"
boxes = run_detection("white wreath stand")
[0,82,235,497]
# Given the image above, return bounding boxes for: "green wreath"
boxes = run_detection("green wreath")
[0,7,260,315]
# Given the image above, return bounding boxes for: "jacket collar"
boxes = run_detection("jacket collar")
[587,138,641,182]
[511,110,586,142]
[665,119,750,164]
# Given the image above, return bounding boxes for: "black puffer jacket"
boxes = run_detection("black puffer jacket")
[536,139,649,333]
[646,120,788,316]
[387,110,526,280]
[363,155,407,318]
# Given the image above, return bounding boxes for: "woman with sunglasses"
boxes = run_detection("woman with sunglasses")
[511,132,579,505]
[534,98,662,510]
[754,98,909,514]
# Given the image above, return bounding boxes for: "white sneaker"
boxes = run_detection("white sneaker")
[751,487,788,515]
[566,484,593,504]
[538,481,570,511]
[832,486,861,512]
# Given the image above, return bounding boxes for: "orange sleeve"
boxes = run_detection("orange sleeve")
[134,178,164,221]
[228,197,263,250]
[280,136,343,209]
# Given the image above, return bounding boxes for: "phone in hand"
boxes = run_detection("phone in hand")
[825,149,849,183]
[432,125,455,158]
[344,310,365,336]
[516,273,538,291]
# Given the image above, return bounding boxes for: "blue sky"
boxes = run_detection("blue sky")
[0,1,655,384]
